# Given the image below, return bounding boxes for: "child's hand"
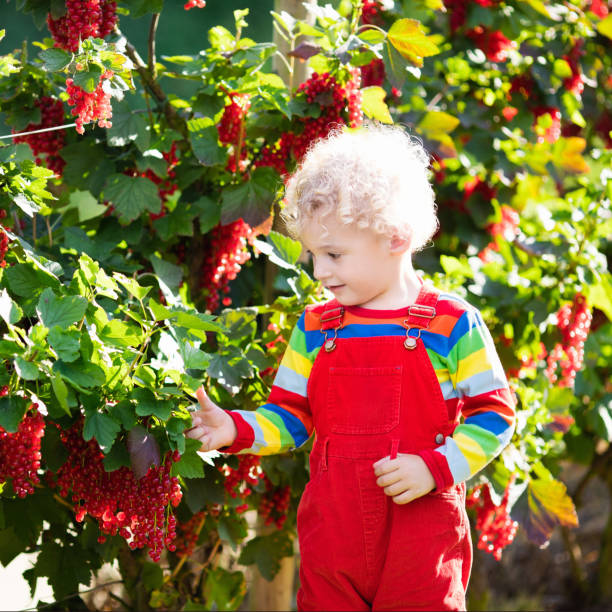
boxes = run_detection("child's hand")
[373,454,436,504]
[185,387,238,452]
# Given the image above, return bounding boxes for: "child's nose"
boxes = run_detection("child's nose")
[312,258,330,281]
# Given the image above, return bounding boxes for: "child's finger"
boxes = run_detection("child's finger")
[373,456,399,475]
[196,386,214,411]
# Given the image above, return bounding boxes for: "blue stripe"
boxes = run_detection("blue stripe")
[464,411,510,436]
[274,365,308,397]
[261,403,310,447]
[239,411,265,452]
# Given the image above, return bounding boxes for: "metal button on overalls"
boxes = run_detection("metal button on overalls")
[296,285,472,612]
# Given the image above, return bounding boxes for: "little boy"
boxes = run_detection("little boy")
[187,124,516,611]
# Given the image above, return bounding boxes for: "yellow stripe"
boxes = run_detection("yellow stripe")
[453,431,487,474]
[455,347,489,383]
[281,345,313,379]
[253,412,281,454]
[434,368,450,384]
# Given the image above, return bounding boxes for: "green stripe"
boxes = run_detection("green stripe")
[446,328,486,374]
[454,423,500,459]
[288,325,320,363]
[258,407,295,450]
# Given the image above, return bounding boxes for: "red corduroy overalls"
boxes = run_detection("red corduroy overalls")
[296,284,472,611]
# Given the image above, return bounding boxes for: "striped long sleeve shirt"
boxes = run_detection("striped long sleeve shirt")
[223,291,516,489]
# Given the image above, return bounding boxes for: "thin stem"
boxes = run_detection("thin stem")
[148,13,160,79]
[46,216,53,246]
[166,514,207,582]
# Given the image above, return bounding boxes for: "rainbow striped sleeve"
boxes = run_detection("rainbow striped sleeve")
[420,301,516,489]
[223,311,321,455]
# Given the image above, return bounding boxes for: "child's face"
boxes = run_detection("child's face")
[301,213,408,309]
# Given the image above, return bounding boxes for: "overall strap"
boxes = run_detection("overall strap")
[319,299,344,353]
[404,283,439,330]
[319,299,345,331]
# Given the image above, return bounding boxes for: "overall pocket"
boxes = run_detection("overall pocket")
[327,365,402,434]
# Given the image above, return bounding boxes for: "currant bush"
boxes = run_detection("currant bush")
[219,454,262,501]
[258,475,291,529]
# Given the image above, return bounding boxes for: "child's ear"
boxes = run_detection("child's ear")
[389,234,411,254]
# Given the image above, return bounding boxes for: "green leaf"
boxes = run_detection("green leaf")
[37,288,88,330]
[0,288,23,325]
[51,372,71,414]
[221,166,279,227]
[387,19,439,64]
[0,396,28,433]
[48,326,81,362]
[14,357,39,381]
[83,411,121,453]
[192,196,221,233]
[104,174,161,223]
[267,231,302,266]
[179,340,211,370]
[126,0,164,18]
[132,388,172,420]
[113,272,152,300]
[208,346,253,392]
[0,528,27,566]
[4,263,57,297]
[107,109,150,149]
[73,65,103,93]
[53,359,106,388]
[171,438,205,478]
[69,189,107,223]
[238,531,294,580]
[361,86,393,124]
[39,48,72,72]
[188,122,227,166]
[99,319,143,348]
[174,311,227,334]
[590,396,612,442]
[41,424,69,472]
[585,274,612,322]
[141,562,164,591]
[203,567,246,611]
[103,439,132,471]
[150,255,183,294]
[108,400,138,430]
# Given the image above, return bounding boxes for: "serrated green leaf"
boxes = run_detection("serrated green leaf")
[4,263,57,297]
[174,311,227,333]
[0,288,23,325]
[107,109,150,149]
[171,438,205,478]
[37,288,88,330]
[39,48,72,72]
[131,388,172,420]
[53,359,106,388]
[48,326,81,362]
[41,424,69,471]
[188,123,227,166]
[104,174,161,223]
[113,272,152,300]
[14,357,39,381]
[267,231,302,266]
[83,411,121,452]
[99,319,143,348]
[103,440,131,471]
[73,65,103,93]
[69,189,107,223]
[0,396,28,432]
[238,531,294,580]
[203,567,246,611]
[51,372,70,414]
[221,166,279,227]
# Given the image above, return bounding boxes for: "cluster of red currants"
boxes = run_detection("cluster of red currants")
[545,293,592,388]
[184,0,206,9]
[466,479,518,561]
[12,97,66,175]
[0,223,10,268]
[200,219,254,312]
[66,70,114,134]
[174,511,206,558]
[0,399,45,498]
[217,93,251,173]
[292,70,363,161]
[361,0,384,25]
[218,454,263,512]
[48,419,182,561]
[47,0,117,53]
[257,475,291,529]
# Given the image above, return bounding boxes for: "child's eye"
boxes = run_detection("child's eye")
[328,252,341,260]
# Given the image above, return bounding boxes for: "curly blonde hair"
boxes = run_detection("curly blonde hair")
[282,123,439,252]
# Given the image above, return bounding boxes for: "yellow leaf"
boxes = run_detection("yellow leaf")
[361,86,393,124]
[555,137,589,174]
[530,478,579,529]
[418,111,460,136]
[597,14,612,39]
[518,0,562,21]
[387,19,440,63]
